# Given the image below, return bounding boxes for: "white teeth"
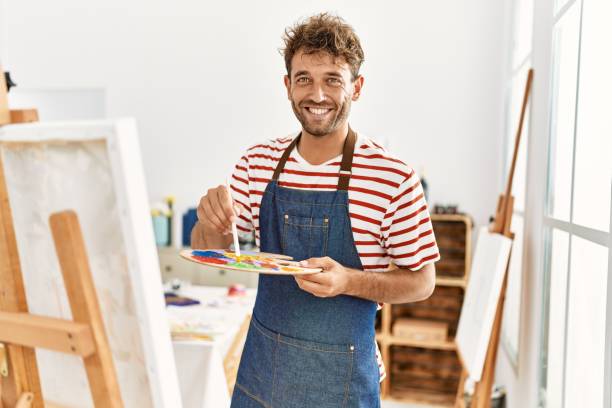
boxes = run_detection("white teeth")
[307,107,330,115]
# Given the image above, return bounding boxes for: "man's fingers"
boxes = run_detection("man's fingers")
[295,276,326,297]
[217,186,238,222]
[208,189,234,231]
[196,185,244,236]
[300,257,335,270]
[196,197,207,223]
[295,276,334,298]
[202,196,228,233]
[297,272,328,284]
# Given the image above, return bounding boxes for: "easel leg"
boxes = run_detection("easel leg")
[471,271,509,408]
[49,211,123,408]
[15,392,34,408]
[455,368,468,408]
[224,314,251,395]
[0,154,44,407]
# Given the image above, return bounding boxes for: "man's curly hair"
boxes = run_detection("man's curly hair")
[281,13,365,81]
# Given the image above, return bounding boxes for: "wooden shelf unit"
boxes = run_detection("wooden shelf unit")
[378,214,472,407]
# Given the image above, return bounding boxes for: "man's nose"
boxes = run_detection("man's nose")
[310,82,327,103]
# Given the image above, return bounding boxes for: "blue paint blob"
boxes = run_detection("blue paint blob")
[192,250,230,259]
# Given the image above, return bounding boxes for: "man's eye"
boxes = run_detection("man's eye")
[296,77,310,84]
[327,78,342,85]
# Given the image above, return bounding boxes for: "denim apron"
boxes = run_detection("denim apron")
[231,129,380,408]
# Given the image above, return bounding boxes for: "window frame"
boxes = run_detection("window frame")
[537,0,612,405]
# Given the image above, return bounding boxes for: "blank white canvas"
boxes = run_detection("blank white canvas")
[456,227,513,381]
[0,119,182,407]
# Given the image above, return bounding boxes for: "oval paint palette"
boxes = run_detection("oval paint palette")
[179,249,322,275]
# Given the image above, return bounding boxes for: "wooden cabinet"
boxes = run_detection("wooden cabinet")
[378,214,472,407]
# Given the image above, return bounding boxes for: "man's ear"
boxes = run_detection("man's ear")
[352,75,364,101]
[284,75,291,100]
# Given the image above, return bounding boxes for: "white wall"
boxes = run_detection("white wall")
[0,0,5,64]
[2,0,506,238]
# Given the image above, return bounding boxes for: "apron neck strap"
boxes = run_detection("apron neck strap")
[271,135,300,182]
[337,127,356,191]
[271,127,357,191]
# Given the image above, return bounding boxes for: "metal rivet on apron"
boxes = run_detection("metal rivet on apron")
[323,217,329,224]
[349,345,355,351]
[284,214,289,220]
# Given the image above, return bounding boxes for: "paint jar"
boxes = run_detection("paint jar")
[152,209,169,246]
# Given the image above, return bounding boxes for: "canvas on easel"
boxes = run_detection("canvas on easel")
[455,228,512,381]
[0,119,182,407]
[0,208,125,408]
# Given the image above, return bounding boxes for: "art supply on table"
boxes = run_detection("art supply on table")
[169,321,221,341]
[180,249,321,275]
[227,284,247,297]
[169,278,183,291]
[164,292,201,307]
[226,179,241,256]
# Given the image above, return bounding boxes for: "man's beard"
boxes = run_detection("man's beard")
[290,97,351,137]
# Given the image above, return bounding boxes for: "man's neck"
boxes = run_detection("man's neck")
[297,123,350,165]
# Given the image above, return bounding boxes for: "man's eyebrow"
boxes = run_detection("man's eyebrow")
[293,70,344,78]
[293,70,310,77]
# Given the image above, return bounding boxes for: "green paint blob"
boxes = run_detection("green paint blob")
[233,262,259,269]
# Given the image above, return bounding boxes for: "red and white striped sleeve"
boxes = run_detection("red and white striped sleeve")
[381,170,440,271]
[229,154,254,240]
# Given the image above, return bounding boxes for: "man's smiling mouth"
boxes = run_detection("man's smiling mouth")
[305,107,333,116]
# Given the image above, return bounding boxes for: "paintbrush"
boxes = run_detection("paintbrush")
[226,178,241,256]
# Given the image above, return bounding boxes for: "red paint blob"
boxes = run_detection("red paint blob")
[193,256,228,265]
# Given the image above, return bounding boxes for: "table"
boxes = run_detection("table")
[167,284,256,408]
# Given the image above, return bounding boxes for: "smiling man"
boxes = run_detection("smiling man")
[191,13,440,407]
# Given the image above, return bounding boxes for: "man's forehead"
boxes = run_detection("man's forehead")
[291,49,350,76]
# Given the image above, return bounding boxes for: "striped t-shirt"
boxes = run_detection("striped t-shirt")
[229,132,440,271]
[229,131,440,382]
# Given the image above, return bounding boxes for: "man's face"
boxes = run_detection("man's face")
[284,49,363,137]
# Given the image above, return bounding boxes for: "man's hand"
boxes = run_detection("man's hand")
[197,185,242,235]
[294,257,351,298]
[191,184,242,249]
[295,257,436,304]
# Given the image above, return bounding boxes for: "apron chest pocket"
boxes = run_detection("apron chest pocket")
[281,214,329,260]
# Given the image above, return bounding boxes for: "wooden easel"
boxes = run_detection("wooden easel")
[454,68,534,408]
[223,314,251,395]
[0,125,123,406]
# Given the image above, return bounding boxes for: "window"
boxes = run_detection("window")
[501,0,534,368]
[539,0,612,406]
